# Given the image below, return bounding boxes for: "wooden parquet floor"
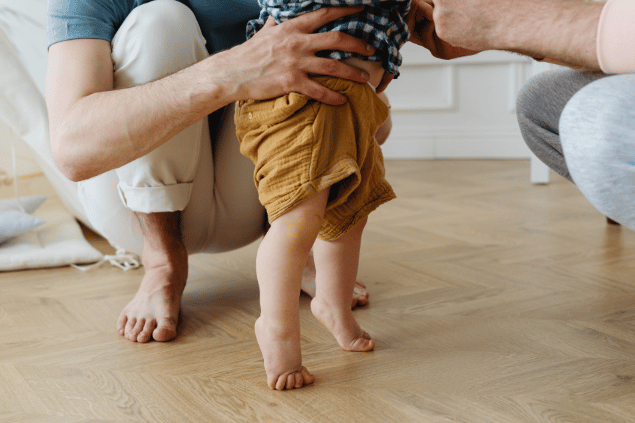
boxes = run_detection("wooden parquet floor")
[2,160,635,423]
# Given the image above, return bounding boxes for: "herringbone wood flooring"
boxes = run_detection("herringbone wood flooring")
[2,160,635,422]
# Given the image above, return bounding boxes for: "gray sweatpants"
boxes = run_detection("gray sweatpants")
[517,69,635,231]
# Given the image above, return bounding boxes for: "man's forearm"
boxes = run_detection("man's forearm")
[49,56,233,182]
[494,0,603,70]
[431,0,604,70]
[48,7,376,182]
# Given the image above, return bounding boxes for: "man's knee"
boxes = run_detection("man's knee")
[112,0,207,82]
[125,0,202,42]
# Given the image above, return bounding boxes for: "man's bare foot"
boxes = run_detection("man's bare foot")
[310,297,375,352]
[117,211,188,343]
[117,263,186,342]
[301,250,369,308]
[254,317,315,390]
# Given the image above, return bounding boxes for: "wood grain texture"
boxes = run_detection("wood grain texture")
[2,160,635,422]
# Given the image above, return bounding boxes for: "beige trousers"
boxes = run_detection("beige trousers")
[77,0,265,256]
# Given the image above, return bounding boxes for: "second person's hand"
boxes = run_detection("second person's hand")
[407,0,478,60]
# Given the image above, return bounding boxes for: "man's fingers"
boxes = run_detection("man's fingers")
[288,6,365,33]
[307,30,375,56]
[298,79,348,105]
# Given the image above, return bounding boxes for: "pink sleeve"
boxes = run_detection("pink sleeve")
[597,0,635,74]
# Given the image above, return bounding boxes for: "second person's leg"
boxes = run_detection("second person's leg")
[560,74,635,231]
[516,69,606,180]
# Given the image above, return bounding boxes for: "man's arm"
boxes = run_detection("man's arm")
[46,7,375,182]
[412,0,604,70]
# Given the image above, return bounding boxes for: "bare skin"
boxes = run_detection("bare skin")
[298,87,391,311]
[46,8,381,344]
[301,249,369,309]
[115,79,393,344]
[409,0,603,70]
[255,190,374,390]
[116,212,188,343]
[310,217,375,352]
[116,227,371,343]
[46,7,376,182]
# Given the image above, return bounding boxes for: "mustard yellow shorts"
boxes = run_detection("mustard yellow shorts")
[234,77,396,241]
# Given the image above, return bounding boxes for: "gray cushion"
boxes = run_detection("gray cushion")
[0,196,45,243]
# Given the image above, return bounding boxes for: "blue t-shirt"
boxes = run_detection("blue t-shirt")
[47,0,261,54]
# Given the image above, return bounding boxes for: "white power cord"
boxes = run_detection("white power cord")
[71,248,141,272]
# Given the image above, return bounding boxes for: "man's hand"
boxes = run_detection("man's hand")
[215,7,376,105]
[407,0,478,60]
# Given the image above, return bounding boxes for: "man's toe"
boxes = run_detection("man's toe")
[152,317,178,342]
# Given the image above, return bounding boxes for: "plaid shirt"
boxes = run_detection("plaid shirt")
[247,0,411,77]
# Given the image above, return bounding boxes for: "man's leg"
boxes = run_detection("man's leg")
[559,74,635,231]
[117,212,188,342]
[110,0,210,342]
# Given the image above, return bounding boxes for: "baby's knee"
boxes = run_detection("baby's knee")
[270,203,325,251]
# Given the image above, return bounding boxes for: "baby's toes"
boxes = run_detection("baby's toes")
[273,373,292,391]
[347,333,375,352]
[287,373,300,390]
[300,366,315,386]
[270,368,315,390]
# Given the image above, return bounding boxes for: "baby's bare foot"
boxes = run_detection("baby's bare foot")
[310,298,375,352]
[117,264,186,343]
[254,317,315,390]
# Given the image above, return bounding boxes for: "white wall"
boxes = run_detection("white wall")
[382,44,535,159]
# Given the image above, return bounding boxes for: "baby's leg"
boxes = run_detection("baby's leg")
[310,218,375,352]
[255,190,329,390]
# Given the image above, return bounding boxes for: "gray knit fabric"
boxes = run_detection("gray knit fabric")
[517,70,635,230]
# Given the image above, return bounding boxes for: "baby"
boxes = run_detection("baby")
[234,0,410,390]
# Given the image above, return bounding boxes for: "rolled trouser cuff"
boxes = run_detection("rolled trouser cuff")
[117,182,193,213]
